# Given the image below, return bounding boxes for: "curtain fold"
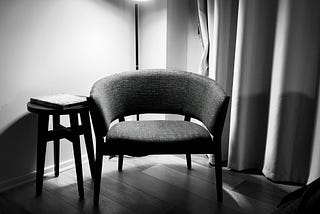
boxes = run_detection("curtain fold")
[197,0,320,184]
[197,0,238,162]
[262,0,320,184]
[228,0,278,170]
[197,0,209,76]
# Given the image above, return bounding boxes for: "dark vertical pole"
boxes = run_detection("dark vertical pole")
[135,3,139,71]
[135,3,140,121]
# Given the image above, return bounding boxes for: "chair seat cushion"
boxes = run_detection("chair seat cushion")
[104,120,214,155]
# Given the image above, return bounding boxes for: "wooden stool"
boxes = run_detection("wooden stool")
[27,101,95,199]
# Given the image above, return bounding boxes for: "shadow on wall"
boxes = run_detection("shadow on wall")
[0,113,38,182]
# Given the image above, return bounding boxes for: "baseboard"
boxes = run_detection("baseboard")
[0,155,88,193]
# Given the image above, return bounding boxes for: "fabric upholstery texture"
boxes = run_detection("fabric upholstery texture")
[90,69,227,136]
[91,69,229,205]
[105,120,213,155]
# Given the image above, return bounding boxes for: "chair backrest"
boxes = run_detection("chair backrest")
[90,69,229,137]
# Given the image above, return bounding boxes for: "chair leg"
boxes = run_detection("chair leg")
[186,154,192,170]
[36,115,49,196]
[184,116,192,170]
[94,153,103,206]
[214,150,223,202]
[118,155,124,172]
[70,113,84,199]
[53,115,60,177]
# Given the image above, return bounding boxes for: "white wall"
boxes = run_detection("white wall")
[167,0,188,71]
[0,0,204,188]
[139,0,202,72]
[139,0,167,69]
[186,0,203,73]
[0,0,134,186]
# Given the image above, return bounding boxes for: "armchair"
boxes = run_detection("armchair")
[89,69,229,205]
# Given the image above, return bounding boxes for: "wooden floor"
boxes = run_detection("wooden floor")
[0,155,300,214]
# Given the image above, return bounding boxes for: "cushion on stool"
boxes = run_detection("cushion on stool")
[104,120,213,155]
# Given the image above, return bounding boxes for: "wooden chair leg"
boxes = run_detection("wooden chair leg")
[94,153,103,206]
[36,115,49,196]
[53,115,60,177]
[117,117,125,172]
[80,111,95,179]
[70,113,84,199]
[214,150,223,202]
[184,116,192,170]
[186,154,192,170]
[118,155,124,172]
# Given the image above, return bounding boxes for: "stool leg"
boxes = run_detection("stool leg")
[36,115,49,196]
[70,113,84,199]
[53,115,60,177]
[80,111,95,179]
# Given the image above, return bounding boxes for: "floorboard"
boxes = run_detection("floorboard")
[0,155,301,214]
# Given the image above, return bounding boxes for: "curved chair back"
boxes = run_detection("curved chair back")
[90,69,228,136]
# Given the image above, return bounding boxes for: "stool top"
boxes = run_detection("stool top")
[27,101,89,115]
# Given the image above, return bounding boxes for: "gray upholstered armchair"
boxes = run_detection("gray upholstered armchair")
[90,69,229,206]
